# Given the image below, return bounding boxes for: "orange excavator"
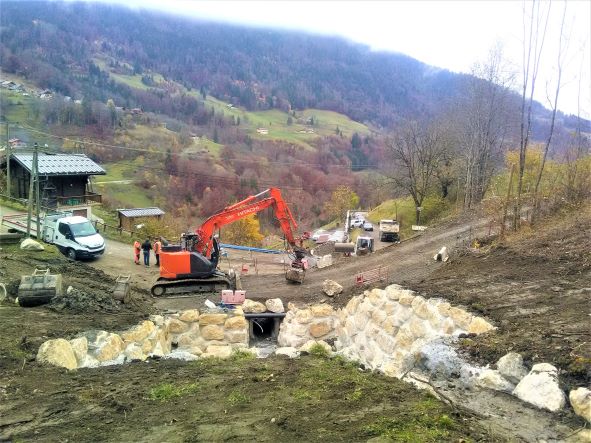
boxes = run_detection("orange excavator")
[150,188,309,297]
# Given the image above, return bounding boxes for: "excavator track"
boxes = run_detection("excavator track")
[151,273,234,297]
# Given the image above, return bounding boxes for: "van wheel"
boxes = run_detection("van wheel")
[66,248,77,261]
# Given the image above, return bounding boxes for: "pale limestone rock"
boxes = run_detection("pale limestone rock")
[309,320,332,338]
[167,318,189,334]
[381,316,399,336]
[287,302,298,312]
[300,340,332,354]
[124,343,147,361]
[569,387,591,423]
[225,329,248,344]
[410,295,426,310]
[265,298,285,313]
[141,339,154,354]
[322,279,343,297]
[37,339,77,370]
[344,317,357,337]
[233,306,244,316]
[385,285,403,301]
[441,318,456,335]
[496,352,528,384]
[394,327,415,350]
[477,369,514,392]
[367,289,385,308]
[275,347,300,358]
[201,325,225,340]
[565,429,591,443]
[120,320,156,343]
[354,310,369,330]
[371,308,387,325]
[282,322,309,337]
[468,317,494,334]
[242,299,266,313]
[20,238,44,251]
[203,344,233,359]
[277,333,308,349]
[179,309,200,322]
[398,292,415,306]
[310,303,334,317]
[408,317,428,338]
[224,316,248,330]
[176,333,198,349]
[346,295,362,315]
[149,314,165,326]
[187,346,203,356]
[95,333,124,362]
[382,350,411,378]
[449,307,473,330]
[295,308,313,324]
[376,331,397,354]
[391,305,412,327]
[382,301,397,315]
[436,301,451,317]
[513,363,566,412]
[198,313,228,325]
[69,337,88,364]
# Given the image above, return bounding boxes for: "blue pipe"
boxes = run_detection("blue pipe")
[220,243,284,254]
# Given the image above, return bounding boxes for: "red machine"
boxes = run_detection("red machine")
[151,188,308,297]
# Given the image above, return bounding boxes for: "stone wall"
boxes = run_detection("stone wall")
[37,308,249,369]
[277,303,338,348]
[334,285,495,377]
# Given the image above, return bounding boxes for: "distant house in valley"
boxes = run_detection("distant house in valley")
[131,107,143,115]
[8,138,27,149]
[256,128,269,135]
[2,152,106,218]
[117,207,165,231]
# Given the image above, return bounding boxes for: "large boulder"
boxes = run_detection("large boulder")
[569,387,591,423]
[299,340,332,354]
[37,338,77,370]
[179,309,200,322]
[120,320,156,343]
[20,238,44,251]
[242,299,266,313]
[322,279,343,297]
[69,337,88,365]
[477,369,514,393]
[265,298,285,313]
[202,344,233,359]
[496,352,528,384]
[512,363,566,412]
[275,347,300,358]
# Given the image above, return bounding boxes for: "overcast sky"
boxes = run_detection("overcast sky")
[105,0,590,118]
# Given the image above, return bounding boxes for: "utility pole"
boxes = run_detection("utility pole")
[26,143,39,238]
[5,124,10,197]
[35,143,41,237]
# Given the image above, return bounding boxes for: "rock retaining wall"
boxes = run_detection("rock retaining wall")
[37,308,249,369]
[278,303,338,348]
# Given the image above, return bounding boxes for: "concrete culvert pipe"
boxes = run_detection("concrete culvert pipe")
[334,242,355,253]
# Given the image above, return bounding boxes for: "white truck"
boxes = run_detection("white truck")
[379,219,400,242]
[2,212,106,260]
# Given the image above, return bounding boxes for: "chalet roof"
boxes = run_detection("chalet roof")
[117,207,165,218]
[11,153,106,176]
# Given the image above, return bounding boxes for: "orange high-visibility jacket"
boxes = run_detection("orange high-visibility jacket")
[153,240,161,254]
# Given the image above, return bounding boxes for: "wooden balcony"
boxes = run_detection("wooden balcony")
[56,193,102,206]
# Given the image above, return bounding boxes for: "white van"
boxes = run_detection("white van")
[3,213,105,260]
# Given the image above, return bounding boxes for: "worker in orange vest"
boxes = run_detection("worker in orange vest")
[133,240,141,265]
[153,237,162,266]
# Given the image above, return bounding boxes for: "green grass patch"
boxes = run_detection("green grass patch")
[308,343,330,358]
[226,390,251,407]
[362,409,457,442]
[148,382,200,402]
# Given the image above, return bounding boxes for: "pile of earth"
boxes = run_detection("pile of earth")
[49,287,122,313]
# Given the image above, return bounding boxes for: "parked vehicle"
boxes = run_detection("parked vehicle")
[311,229,327,242]
[379,219,400,242]
[363,221,373,231]
[350,219,364,228]
[2,212,105,260]
[329,229,347,243]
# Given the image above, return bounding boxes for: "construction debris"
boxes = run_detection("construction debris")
[434,246,449,262]
[18,268,63,307]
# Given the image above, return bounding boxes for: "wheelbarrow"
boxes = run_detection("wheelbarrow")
[18,268,63,307]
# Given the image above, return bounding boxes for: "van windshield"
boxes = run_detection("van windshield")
[381,221,397,225]
[70,221,97,237]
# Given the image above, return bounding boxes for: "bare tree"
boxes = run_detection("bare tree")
[531,3,569,220]
[514,0,551,229]
[457,45,516,209]
[387,121,448,224]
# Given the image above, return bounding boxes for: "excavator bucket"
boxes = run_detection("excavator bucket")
[285,266,305,284]
[18,268,63,307]
[113,274,131,302]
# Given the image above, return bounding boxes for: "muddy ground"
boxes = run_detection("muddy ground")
[0,205,589,442]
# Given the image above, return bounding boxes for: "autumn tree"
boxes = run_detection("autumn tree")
[387,121,448,224]
[221,215,264,247]
[323,185,360,223]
